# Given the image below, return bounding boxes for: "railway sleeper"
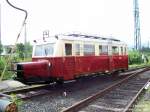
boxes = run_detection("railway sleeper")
[109,91,136,96]
[92,100,125,109]
[127,82,146,86]
[97,98,128,106]
[80,107,115,112]
[123,83,146,87]
[128,78,148,83]
[118,85,144,90]
[16,89,50,99]
[81,104,124,112]
[99,98,128,105]
[103,94,132,100]
[106,91,134,97]
[115,88,139,93]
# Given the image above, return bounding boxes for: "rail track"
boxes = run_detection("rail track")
[0,66,149,112]
[0,66,145,100]
[1,84,55,99]
[62,67,150,112]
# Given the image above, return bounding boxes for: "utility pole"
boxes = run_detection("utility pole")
[5,0,28,59]
[24,22,27,59]
[0,4,1,44]
[133,0,141,50]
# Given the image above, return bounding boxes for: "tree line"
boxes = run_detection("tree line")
[128,47,150,65]
[0,42,32,60]
[0,42,32,80]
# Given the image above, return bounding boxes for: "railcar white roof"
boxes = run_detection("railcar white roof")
[34,33,127,46]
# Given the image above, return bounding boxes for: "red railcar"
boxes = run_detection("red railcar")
[16,34,128,83]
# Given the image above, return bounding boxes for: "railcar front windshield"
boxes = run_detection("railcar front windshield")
[34,43,55,56]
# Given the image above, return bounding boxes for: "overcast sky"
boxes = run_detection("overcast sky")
[1,0,150,47]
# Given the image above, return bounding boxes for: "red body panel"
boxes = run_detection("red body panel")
[111,55,128,70]
[22,60,50,79]
[31,55,128,80]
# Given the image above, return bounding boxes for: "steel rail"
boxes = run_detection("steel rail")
[0,84,53,101]
[1,67,145,95]
[0,67,147,98]
[62,67,149,112]
[1,84,50,95]
[0,66,148,112]
[123,78,150,112]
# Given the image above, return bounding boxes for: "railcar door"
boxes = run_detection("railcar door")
[63,42,75,80]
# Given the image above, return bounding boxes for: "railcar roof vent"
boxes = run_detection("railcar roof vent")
[67,34,120,42]
[108,38,120,42]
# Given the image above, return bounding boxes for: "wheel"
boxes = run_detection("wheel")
[56,79,64,84]
[111,71,119,79]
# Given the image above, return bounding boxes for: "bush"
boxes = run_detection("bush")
[128,50,143,65]
[0,58,5,72]
[0,57,13,80]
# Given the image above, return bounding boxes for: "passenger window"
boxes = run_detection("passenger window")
[83,44,95,56]
[65,43,72,56]
[75,44,80,55]
[112,46,119,54]
[101,45,108,54]
[120,47,123,55]
[124,47,126,55]
[34,45,44,56]
[99,45,102,55]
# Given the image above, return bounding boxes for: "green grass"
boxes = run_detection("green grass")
[129,63,150,68]
[133,99,150,112]
[0,57,32,81]
[133,88,150,112]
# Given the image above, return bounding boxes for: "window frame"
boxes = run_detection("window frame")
[65,43,72,56]
[100,45,108,55]
[34,43,55,57]
[112,46,119,55]
[83,44,95,56]
[74,43,81,56]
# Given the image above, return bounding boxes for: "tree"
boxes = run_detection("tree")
[16,42,33,60]
[128,50,142,65]
[24,42,33,58]
[0,43,3,55]
[16,43,25,60]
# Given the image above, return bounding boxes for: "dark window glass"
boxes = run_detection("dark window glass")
[112,46,119,54]
[124,47,126,55]
[121,47,123,55]
[65,43,72,56]
[99,45,102,55]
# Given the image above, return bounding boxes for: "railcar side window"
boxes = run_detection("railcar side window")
[34,43,55,56]
[99,45,102,55]
[101,45,108,54]
[34,45,44,56]
[124,47,127,55]
[112,46,119,54]
[83,44,95,56]
[121,47,123,55]
[34,43,54,56]
[44,44,54,56]
[65,43,72,56]
[75,44,80,55]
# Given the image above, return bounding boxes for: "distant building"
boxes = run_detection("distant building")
[1,45,15,56]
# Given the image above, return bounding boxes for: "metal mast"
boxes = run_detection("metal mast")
[133,0,141,50]
[24,22,27,58]
[0,4,1,44]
